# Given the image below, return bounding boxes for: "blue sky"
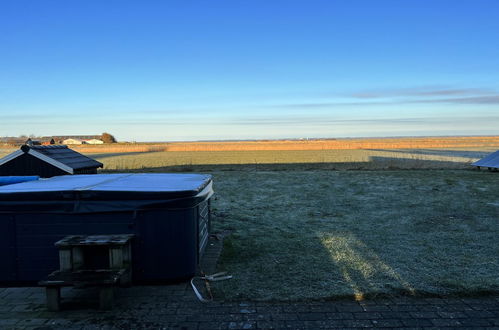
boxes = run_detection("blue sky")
[1,0,498,141]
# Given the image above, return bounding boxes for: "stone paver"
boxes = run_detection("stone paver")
[1,237,498,329]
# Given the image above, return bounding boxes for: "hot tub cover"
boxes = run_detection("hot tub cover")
[0,176,39,186]
[0,173,213,213]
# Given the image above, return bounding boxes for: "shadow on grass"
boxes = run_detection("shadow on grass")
[89,150,163,160]
[368,148,493,158]
[100,157,472,173]
[368,156,469,169]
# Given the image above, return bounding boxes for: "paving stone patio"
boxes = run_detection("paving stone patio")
[1,237,498,329]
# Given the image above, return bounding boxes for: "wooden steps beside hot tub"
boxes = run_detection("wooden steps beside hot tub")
[39,234,134,311]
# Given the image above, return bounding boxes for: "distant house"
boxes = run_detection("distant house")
[53,135,102,143]
[41,138,56,145]
[0,145,103,177]
[63,138,84,145]
[84,139,104,144]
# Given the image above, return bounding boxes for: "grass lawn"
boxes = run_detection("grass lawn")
[210,169,499,301]
[86,147,497,171]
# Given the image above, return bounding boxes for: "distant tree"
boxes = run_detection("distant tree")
[101,132,117,143]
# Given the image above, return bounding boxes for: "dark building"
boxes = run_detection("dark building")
[0,145,103,177]
[472,150,499,171]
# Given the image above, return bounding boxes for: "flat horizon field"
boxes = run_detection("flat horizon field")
[1,136,498,171]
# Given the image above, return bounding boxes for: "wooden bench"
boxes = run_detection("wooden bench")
[39,234,134,311]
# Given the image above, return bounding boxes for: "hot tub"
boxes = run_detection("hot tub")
[0,173,213,284]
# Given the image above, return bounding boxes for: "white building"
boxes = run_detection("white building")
[62,138,84,145]
[84,139,104,144]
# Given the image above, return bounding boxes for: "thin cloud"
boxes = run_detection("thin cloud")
[349,86,494,99]
[212,115,499,128]
[412,95,499,104]
[272,89,499,109]
[226,117,431,126]
[104,116,425,127]
[273,101,393,109]
[414,89,493,97]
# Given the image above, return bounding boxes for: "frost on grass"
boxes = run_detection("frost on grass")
[211,170,499,301]
[90,147,497,171]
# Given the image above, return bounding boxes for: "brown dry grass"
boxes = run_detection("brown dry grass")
[157,136,499,151]
[2,136,499,153]
[66,136,499,153]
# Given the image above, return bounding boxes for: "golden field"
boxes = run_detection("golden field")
[75,135,499,153]
[2,136,499,153]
